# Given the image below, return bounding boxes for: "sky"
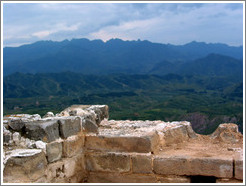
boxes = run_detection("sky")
[2,2,244,47]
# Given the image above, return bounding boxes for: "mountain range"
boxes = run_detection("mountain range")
[3,38,243,76]
[3,38,243,134]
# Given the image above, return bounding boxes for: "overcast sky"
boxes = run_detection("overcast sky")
[3,2,244,47]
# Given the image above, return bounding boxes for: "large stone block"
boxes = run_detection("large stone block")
[3,149,47,183]
[86,152,130,173]
[58,117,81,138]
[131,154,152,174]
[46,141,63,163]
[87,172,157,183]
[63,134,84,158]
[85,133,158,153]
[157,175,190,183]
[65,153,86,181]
[153,155,233,178]
[25,120,59,142]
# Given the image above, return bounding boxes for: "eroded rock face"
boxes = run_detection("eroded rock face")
[60,105,109,125]
[2,105,243,183]
[210,123,243,143]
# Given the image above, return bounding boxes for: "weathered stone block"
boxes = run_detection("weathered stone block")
[153,155,233,178]
[85,133,158,153]
[157,175,190,183]
[25,120,59,142]
[46,141,63,163]
[86,152,130,173]
[63,134,84,158]
[234,153,243,180]
[162,125,189,146]
[82,119,98,133]
[132,154,152,173]
[3,149,47,183]
[46,160,65,182]
[64,153,86,179]
[210,123,242,143]
[87,172,157,183]
[86,105,109,125]
[46,153,86,183]
[58,117,81,138]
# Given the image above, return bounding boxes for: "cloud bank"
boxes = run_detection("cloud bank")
[3,2,244,47]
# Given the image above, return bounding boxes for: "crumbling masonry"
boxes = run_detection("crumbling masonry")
[3,105,243,183]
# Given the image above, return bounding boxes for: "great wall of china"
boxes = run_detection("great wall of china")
[2,105,244,183]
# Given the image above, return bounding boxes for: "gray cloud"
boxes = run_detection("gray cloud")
[3,2,243,47]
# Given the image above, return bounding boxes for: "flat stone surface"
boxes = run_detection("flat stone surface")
[85,120,190,153]
[152,136,241,179]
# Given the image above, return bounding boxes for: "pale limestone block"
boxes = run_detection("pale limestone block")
[62,134,84,158]
[153,155,233,178]
[131,154,152,173]
[86,152,130,173]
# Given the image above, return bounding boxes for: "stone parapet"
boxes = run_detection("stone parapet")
[2,105,243,183]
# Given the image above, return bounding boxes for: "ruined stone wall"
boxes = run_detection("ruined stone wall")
[3,105,244,183]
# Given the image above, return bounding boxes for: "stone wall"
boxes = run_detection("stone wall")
[3,105,243,183]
